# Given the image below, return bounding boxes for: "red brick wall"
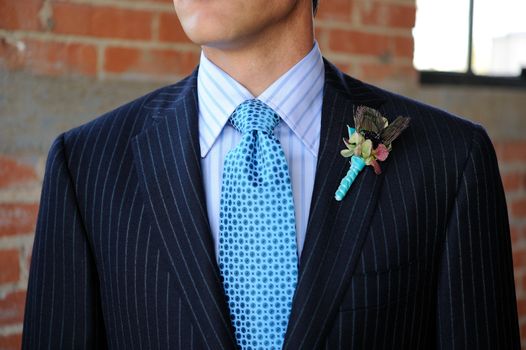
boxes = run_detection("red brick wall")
[2,142,525,348]
[498,142,526,344]
[0,0,416,82]
[0,0,197,80]
[0,157,40,347]
[1,0,524,348]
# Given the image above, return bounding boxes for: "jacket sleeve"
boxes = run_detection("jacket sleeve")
[22,132,107,349]
[436,124,520,349]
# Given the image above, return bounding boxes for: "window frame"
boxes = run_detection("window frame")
[418,0,526,89]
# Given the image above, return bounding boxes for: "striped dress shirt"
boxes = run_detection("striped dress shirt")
[197,40,325,263]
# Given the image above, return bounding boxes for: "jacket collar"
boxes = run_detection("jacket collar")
[132,56,388,349]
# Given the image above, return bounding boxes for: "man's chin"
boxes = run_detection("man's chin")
[185,31,229,47]
[197,36,253,52]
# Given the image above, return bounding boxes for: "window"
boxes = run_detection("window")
[413,0,526,87]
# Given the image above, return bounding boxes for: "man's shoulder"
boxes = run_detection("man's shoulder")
[365,79,481,135]
[355,78,491,153]
[323,56,485,146]
[337,74,496,170]
[60,72,196,152]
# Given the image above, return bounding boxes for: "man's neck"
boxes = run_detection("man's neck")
[201,7,314,97]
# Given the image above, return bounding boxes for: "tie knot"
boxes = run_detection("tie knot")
[229,99,280,135]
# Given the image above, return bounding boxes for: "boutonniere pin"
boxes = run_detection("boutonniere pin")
[334,106,411,201]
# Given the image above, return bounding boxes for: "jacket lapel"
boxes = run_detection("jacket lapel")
[282,58,389,349]
[131,68,237,349]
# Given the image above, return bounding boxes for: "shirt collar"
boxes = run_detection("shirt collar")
[197,40,325,158]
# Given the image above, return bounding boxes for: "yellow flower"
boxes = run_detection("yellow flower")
[341,131,365,158]
[361,139,373,160]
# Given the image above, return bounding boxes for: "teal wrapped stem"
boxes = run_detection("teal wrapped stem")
[334,155,366,201]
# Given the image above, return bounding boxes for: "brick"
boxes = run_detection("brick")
[502,171,523,192]
[521,320,526,339]
[512,248,526,268]
[0,0,43,31]
[0,38,89,74]
[393,36,414,58]
[104,46,199,78]
[518,298,526,317]
[521,321,526,345]
[510,225,521,244]
[0,38,23,70]
[0,203,39,238]
[360,62,395,81]
[158,12,192,43]
[360,62,416,81]
[1,38,97,76]
[519,273,526,294]
[511,198,526,218]
[0,156,39,189]
[328,29,413,58]
[359,2,416,29]
[317,0,352,21]
[0,333,22,350]
[0,249,20,284]
[515,274,523,294]
[495,141,526,162]
[0,290,26,326]
[335,63,352,75]
[329,29,383,55]
[52,2,153,40]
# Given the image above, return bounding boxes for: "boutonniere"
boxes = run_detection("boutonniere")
[334,106,411,201]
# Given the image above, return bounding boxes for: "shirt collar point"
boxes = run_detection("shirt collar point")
[199,138,212,158]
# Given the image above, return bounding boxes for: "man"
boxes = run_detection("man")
[22,0,520,348]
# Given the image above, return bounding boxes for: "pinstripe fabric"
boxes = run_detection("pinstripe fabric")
[198,40,324,262]
[22,57,520,349]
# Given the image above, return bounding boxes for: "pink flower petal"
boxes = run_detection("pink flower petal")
[370,159,382,174]
[374,144,389,161]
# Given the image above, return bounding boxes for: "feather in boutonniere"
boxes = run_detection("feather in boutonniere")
[335,106,411,201]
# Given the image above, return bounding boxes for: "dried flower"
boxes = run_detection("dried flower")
[335,106,410,201]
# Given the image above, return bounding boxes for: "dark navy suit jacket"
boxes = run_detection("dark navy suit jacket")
[22,58,520,349]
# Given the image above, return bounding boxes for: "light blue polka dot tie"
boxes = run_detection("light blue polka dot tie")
[218,99,299,350]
